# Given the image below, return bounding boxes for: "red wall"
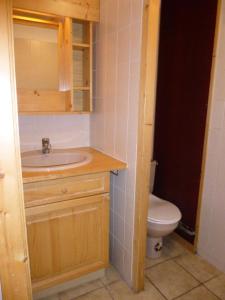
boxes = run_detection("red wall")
[153,0,217,242]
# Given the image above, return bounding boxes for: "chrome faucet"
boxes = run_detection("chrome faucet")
[42,138,51,154]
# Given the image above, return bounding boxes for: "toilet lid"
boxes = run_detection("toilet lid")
[148,194,182,224]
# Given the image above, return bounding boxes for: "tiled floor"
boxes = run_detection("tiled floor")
[40,236,225,300]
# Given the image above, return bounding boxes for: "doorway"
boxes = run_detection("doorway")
[133,0,220,291]
[153,0,218,244]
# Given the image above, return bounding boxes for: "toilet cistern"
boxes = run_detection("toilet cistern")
[42,137,51,154]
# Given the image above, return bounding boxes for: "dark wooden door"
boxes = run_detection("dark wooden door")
[153,0,218,242]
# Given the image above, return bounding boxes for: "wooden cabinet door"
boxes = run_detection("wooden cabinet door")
[26,194,109,292]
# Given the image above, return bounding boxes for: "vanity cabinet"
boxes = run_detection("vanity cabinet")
[24,172,110,292]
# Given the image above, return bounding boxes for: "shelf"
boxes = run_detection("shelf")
[19,111,91,115]
[72,20,90,44]
[72,20,92,113]
[73,90,91,112]
[72,42,90,49]
[73,86,90,91]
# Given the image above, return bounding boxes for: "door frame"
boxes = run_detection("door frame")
[133,0,221,292]
[133,0,161,291]
[0,0,32,299]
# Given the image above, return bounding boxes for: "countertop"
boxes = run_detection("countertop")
[22,147,127,183]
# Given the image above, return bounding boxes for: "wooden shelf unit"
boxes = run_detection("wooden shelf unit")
[13,10,93,114]
[72,19,93,112]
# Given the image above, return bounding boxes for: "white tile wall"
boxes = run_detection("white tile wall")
[198,1,225,273]
[19,115,90,151]
[90,0,144,285]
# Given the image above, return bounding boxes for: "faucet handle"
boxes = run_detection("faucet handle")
[42,137,51,154]
[42,137,50,144]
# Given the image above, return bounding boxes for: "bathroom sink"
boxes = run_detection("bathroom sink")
[21,149,92,171]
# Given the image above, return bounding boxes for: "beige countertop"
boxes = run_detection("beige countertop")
[22,147,127,183]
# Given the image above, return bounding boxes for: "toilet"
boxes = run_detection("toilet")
[146,161,182,258]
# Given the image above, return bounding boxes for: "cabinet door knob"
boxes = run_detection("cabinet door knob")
[61,188,68,194]
[22,256,28,263]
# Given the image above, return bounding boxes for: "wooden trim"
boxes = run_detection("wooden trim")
[0,0,32,299]
[32,261,106,293]
[17,89,71,112]
[194,0,222,252]
[13,18,59,29]
[13,8,63,24]
[13,0,100,22]
[13,15,59,27]
[61,17,73,109]
[23,172,110,208]
[73,87,90,90]
[89,22,93,112]
[133,0,161,292]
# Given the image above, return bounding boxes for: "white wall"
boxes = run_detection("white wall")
[19,115,90,151]
[90,0,143,285]
[198,1,225,273]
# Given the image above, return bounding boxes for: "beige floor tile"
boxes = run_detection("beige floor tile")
[74,287,112,299]
[58,292,69,300]
[58,292,70,300]
[101,265,121,285]
[145,253,171,268]
[175,252,221,282]
[163,235,188,257]
[108,279,165,300]
[146,260,199,300]
[176,285,219,300]
[41,295,60,300]
[63,280,103,299]
[205,274,225,300]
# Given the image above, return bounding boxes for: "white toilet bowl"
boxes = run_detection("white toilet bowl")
[147,193,182,258]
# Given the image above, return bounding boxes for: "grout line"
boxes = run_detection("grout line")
[171,283,202,300]
[103,284,115,300]
[70,286,104,300]
[58,291,69,300]
[100,278,117,300]
[106,279,121,286]
[100,272,121,299]
[172,251,223,286]
[203,273,222,284]
[145,253,183,271]
[203,284,222,300]
[173,257,223,287]
[172,259,202,284]
[100,277,121,287]
[145,257,173,270]
[145,275,168,300]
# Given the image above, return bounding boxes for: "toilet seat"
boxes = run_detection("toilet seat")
[148,194,182,225]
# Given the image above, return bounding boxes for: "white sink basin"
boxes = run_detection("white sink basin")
[21,149,92,171]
